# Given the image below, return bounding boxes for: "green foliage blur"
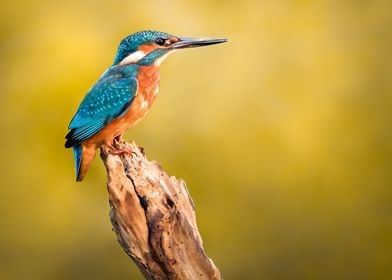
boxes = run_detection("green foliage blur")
[1,0,391,279]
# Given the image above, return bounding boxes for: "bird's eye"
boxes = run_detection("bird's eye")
[155,38,165,46]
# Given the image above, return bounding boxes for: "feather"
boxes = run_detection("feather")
[65,70,138,147]
[72,145,82,180]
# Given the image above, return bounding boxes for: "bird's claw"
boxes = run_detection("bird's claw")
[108,146,137,157]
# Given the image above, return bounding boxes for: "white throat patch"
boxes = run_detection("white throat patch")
[154,50,178,66]
[119,50,146,66]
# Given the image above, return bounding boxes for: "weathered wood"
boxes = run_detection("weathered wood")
[100,141,221,280]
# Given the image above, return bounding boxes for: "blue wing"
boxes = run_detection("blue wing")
[65,72,138,147]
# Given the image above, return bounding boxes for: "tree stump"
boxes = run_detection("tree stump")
[100,141,221,280]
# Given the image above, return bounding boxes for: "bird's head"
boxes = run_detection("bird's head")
[113,30,227,66]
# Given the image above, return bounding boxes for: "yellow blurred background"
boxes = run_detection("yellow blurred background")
[1,0,391,279]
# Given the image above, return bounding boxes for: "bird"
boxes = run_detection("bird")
[65,30,227,181]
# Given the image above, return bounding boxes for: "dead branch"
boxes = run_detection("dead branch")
[100,141,221,280]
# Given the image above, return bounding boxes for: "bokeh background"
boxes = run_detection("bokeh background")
[1,0,391,279]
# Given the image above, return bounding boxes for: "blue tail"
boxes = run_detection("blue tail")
[73,145,83,181]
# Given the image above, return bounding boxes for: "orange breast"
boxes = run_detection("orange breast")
[85,65,160,147]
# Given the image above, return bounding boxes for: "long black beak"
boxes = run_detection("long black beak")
[171,37,227,49]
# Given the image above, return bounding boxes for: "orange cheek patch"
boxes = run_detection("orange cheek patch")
[138,44,158,53]
[167,36,179,45]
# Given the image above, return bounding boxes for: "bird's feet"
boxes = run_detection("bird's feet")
[105,139,136,157]
[109,146,135,156]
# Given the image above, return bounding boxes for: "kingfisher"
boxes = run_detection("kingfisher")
[65,30,226,181]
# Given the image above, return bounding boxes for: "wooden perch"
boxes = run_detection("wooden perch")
[100,141,221,280]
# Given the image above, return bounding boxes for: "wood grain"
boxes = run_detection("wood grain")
[100,141,221,280]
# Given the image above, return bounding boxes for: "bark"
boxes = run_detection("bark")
[100,141,221,280]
